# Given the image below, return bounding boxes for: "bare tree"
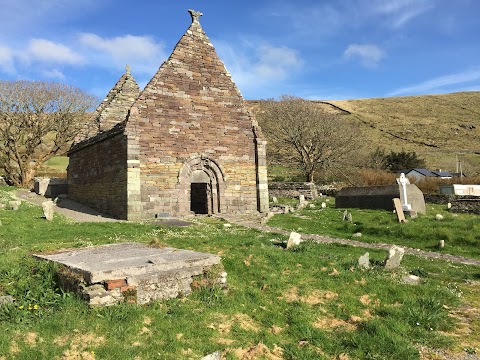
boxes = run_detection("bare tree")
[257,95,362,183]
[0,81,97,186]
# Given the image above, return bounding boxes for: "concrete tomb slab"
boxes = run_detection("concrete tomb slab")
[34,242,224,306]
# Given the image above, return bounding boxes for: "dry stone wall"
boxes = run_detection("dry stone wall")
[268,182,318,200]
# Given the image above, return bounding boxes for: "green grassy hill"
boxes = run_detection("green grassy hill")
[247,91,480,175]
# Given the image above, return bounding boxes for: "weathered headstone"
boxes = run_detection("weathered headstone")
[321,202,327,208]
[8,200,21,211]
[0,295,14,306]
[261,212,275,225]
[299,195,306,204]
[392,198,406,223]
[402,275,421,285]
[309,204,315,209]
[341,210,353,222]
[435,214,444,221]
[384,245,405,269]
[447,202,452,209]
[439,240,445,248]
[358,252,370,269]
[201,351,222,360]
[272,196,278,203]
[352,232,362,237]
[286,232,302,249]
[42,200,55,221]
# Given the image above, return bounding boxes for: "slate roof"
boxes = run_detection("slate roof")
[396,169,453,178]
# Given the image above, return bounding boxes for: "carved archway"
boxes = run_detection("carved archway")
[177,155,225,214]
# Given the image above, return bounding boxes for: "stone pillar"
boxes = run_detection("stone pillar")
[255,138,269,213]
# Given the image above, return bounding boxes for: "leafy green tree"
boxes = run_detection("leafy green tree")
[383,150,426,171]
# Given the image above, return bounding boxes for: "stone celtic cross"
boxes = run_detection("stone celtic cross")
[189,9,203,23]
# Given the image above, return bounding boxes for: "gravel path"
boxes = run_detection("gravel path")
[16,190,122,222]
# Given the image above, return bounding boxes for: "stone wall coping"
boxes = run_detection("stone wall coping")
[68,121,126,155]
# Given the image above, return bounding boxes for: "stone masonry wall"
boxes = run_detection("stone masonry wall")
[96,68,140,133]
[125,11,263,217]
[268,182,318,200]
[68,133,128,219]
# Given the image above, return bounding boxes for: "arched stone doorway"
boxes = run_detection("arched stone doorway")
[190,170,211,214]
[177,155,225,215]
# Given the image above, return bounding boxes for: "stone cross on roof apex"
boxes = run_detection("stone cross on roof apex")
[188,9,203,23]
[125,64,131,75]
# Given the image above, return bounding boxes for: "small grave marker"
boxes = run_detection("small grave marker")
[384,245,405,269]
[286,232,302,249]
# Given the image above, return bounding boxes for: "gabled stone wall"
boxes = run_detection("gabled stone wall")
[125,10,267,217]
[68,10,268,220]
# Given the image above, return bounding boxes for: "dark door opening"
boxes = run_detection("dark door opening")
[191,183,208,214]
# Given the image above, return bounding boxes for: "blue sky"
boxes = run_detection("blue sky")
[0,0,479,100]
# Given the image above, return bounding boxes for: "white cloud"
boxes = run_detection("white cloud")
[254,45,302,79]
[0,0,101,35]
[216,41,302,97]
[78,33,166,74]
[344,44,385,67]
[389,68,480,96]
[41,68,66,80]
[370,0,434,28]
[25,39,84,65]
[0,45,15,73]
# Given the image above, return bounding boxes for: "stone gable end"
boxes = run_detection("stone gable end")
[68,10,268,220]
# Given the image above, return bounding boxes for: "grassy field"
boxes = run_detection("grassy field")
[268,198,480,260]
[1,188,480,359]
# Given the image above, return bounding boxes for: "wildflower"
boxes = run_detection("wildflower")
[19,305,24,310]
[28,304,32,310]
[33,304,39,310]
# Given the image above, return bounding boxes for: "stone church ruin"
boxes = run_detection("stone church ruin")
[68,10,269,220]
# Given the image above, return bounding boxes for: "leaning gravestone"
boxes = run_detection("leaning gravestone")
[392,198,406,223]
[358,252,370,269]
[384,245,405,269]
[42,200,55,221]
[8,200,21,211]
[286,232,302,249]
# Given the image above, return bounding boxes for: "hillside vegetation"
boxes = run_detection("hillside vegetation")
[247,91,480,176]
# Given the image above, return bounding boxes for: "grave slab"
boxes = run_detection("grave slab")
[34,242,224,305]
